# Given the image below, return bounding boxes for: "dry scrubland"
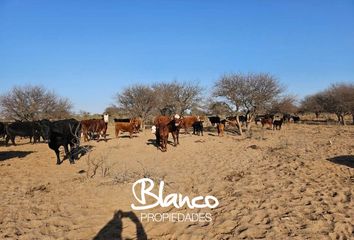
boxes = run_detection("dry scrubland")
[0,124,353,240]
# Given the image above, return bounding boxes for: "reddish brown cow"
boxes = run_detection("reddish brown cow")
[81,119,107,142]
[153,116,170,152]
[115,117,142,133]
[153,115,182,151]
[115,119,140,139]
[261,118,273,129]
[217,120,226,136]
[180,116,201,134]
[132,117,142,133]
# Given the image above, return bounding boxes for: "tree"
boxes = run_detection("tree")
[214,73,283,134]
[300,93,325,118]
[270,95,298,115]
[152,81,202,115]
[208,101,233,116]
[104,105,127,117]
[0,85,72,121]
[323,83,354,125]
[116,85,156,128]
[300,83,354,125]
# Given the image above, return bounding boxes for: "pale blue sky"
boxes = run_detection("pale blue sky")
[1,0,353,113]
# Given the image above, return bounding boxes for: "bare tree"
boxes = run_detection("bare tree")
[300,83,354,125]
[214,73,283,134]
[104,105,128,118]
[152,81,202,115]
[270,95,298,115]
[116,85,156,128]
[323,83,354,125]
[300,93,325,118]
[208,101,233,116]
[0,85,72,121]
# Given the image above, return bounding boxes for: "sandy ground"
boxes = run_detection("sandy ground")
[0,123,353,240]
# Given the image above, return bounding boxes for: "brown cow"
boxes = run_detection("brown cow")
[132,117,142,133]
[261,117,273,129]
[115,117,142,133]
[217,120,226,136]
[81,119,107,142]
[180,115,201,134]
[153,115,182,151]
[115,118,140,139]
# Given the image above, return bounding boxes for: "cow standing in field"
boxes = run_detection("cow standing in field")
[5,121,42,146]
[260,114,275,129]
[192,121,203,136]
[114,117,142,133]
[217,120,226,136]
[273,119,283,130]
[261,117,274,129]
[81,119,107,142]
[292,116,300,123]
[208,116,221,126]
[180,115,201,134]
[115,118,140,139]
[153,114,182,152]
[152,116,170,152]
[40,118,81,165]
[282,113,292,123]
[168,115,182,145]
[207,116,226,136]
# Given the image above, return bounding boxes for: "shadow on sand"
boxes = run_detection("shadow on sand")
[327,155,354,168]
[93,210,147,240]
[0,151,34,161]
[146,138,175,147]
[117,135,139,139]
[146,138,157,146]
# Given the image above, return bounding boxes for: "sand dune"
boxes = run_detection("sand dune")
[0,124,353,239]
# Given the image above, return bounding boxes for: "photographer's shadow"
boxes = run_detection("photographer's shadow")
[93,210,147,240]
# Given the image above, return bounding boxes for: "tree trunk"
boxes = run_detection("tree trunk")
[337,114,345,125]
[236,114,242,136]
[246,115,255,132]
[245,111,255,132]
[336,114,341,123]
[341,115,346,125]
[140,116,146,132]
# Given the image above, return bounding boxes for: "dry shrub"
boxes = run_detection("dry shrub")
[85,151,117,179]
[112,161,166,185]
[224,170,245,182]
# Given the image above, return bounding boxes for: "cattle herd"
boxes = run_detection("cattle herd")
[0,113,300,164]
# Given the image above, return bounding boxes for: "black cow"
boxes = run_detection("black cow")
[5,121,41,146]
[273,119,283,130]
[168,118,182,146]
[226,115,247,125]
[292,116,300,123]
[208,116,221,126]
[40,118,81,165]
[192,121,203,136]
[282,113,292,123]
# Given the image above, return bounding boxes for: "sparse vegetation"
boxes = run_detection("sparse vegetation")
[0,85,72,121]
[300,83,354,125]
[213,73,283,134]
